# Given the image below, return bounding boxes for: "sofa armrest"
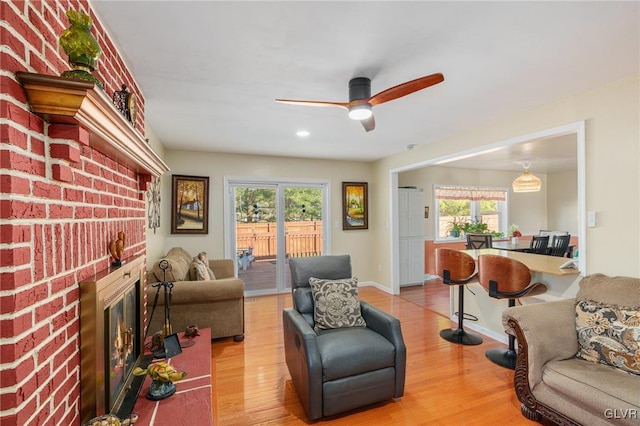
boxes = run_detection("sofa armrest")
[502,298,578,387]
[283,308,323,421]
[360,301,406,397]
[209,259,235,279]
[147,278,244,305]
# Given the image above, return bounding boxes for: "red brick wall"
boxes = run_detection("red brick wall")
[1,1,148,424]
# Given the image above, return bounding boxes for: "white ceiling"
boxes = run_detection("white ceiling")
[90,1,638,171]
[438,133,578,174]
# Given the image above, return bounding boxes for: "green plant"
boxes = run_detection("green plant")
[463,217,504,238]
[463,217,489,234]
[447,217,468,237]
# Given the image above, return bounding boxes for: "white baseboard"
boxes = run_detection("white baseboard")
[359,281,394,294]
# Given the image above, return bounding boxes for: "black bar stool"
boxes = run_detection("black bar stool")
[435,248,483,346]
[477,254,546,369]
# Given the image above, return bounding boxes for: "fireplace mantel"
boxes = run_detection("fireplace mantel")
[16,72,169,178]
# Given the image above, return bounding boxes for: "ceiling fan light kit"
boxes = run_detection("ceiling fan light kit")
[275,72,444,132]
[348,104,372,120]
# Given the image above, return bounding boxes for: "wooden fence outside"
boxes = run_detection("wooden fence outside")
[236,221,323,258]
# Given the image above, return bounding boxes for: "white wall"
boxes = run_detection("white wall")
[547,170,579,234]
[372,75,640,287]
[152,151,375,280]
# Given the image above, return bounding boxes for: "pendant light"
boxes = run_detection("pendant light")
[512,160,541,193]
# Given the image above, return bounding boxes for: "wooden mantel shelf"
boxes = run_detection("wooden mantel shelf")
[16,72,169,178]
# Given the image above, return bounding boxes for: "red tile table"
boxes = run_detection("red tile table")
[132,328,213,425]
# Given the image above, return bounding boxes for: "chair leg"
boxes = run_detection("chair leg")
[486,298,517,369]
[439,285,483,346]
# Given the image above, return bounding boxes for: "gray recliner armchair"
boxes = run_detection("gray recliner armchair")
[283,255,406,421]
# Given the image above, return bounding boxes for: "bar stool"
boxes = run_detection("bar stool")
[477,254,546,369]
[435,248,483,345]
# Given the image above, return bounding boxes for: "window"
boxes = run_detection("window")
[434,185,508,240]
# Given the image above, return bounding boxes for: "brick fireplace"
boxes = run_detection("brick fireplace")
[1,2,168,425]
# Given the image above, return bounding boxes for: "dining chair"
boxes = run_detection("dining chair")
[477,254,547,369]
[434,248,483,345]
[548,235,571,257]
[528,235,549,254]
[539,230,569,237]
[466,233,493,250]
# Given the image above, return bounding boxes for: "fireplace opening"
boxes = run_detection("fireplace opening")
[80,255,151,424]
[106,282,138,413]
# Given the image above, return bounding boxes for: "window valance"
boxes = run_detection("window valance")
[435,186,506,201]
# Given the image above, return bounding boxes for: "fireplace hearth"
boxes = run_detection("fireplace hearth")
[80,255,150,424]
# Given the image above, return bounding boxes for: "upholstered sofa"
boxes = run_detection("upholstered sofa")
[503,274,639,426]
[147,247,245,341]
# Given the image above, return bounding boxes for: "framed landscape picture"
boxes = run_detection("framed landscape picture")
[342,182,368,230]
[171,175,209,234]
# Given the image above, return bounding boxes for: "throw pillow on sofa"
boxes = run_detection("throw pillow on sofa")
[152,249,190,282]
[309,277,366,332]
[189,252,216,281]
[575,298,640,375]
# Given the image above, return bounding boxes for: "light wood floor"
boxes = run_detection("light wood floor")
[211,284,547,425]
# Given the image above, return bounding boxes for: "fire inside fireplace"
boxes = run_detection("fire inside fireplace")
[80,255,150,424]
[107,288,137,410]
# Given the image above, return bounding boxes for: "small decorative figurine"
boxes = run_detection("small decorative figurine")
[133,361,187,400]
[109,231,126,266]
[59,10,102,87]
[113,84,138,124]
[181,324,199,348]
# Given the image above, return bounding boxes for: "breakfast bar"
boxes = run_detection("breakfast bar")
[447,249,581,342]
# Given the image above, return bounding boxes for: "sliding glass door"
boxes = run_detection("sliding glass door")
[226,179,328,295]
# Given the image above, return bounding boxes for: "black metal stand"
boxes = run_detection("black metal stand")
[485,298,517,369]
[439,273,483,346]
[142,260,174,359]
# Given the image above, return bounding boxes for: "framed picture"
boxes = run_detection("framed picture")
[342,182,368,230]
[171,175,209,234]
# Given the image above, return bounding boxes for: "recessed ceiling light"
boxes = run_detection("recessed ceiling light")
[296,130,310,137]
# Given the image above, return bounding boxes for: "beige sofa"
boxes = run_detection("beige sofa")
[503,274,639,426]
[147,247,245,341]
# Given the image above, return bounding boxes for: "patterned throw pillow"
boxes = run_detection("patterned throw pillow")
[575,298,640,375]
[309,277,366,332]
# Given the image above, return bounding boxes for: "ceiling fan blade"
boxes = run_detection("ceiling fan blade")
[360,115,375,132]
[368,73,444,106]
[275,99,349,109]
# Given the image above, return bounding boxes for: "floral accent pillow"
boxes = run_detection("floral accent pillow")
[575,298,640,375]
[309,277,366,332]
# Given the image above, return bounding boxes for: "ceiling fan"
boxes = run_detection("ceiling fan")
[275,73,444,132]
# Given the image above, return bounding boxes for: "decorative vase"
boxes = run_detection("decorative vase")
[512,237,519,244]
[59,10,102,88]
